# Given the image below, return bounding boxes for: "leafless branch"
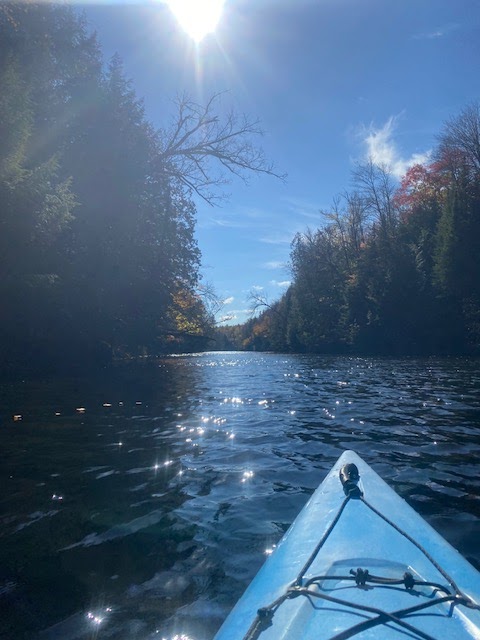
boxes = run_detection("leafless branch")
[247,289,289,320]
[436,101,480,177]
[158,93,286,205]
[352,159,397,233]
[196,280,224,319]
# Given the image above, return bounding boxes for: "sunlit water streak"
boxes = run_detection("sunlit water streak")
[1,353,479,639]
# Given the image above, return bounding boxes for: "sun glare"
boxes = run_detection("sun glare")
[167,0,224,43]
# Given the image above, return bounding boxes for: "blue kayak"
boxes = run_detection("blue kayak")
[214,451,480,640]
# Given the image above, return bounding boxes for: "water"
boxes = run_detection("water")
[1,352,480,640]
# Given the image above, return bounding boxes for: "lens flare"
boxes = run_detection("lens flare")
[166,0,224,42]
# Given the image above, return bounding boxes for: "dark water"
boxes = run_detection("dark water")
[1,352,480,640]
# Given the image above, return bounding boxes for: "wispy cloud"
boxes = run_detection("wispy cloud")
[199,201,319,249]
[197,216,250,230]
[270,279,291,288]
[251,285,264,291]
[283,196,323,220]
[223,296,234,305]
[259,232,294,245]
[196,204,272,230]
[360,115,431,178]
[413,23,460,40]
[263,260,284,270]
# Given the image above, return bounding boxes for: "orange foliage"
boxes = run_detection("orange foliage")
[393,162,450,220]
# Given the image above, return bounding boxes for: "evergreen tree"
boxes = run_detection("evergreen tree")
[0,8,78,367]
[0,3,279,370]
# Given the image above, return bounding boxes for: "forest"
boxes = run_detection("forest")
[0,3,279,373]
[1,4,479,375]
[217,104,480,356]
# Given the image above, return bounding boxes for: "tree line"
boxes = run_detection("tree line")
[0,3,279,373]
[218,104,480,356]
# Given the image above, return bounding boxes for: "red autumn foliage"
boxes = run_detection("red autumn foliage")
[393,161,452,221]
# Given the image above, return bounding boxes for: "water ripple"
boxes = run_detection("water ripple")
[1,354,479,640]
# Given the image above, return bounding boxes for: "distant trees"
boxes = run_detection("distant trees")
[433,104,480,349]
[227,102,480,356]
[0,3,280,372]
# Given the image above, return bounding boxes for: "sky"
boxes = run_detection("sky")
[80,0,480,325]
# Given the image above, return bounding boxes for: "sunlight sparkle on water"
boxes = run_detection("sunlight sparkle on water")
[87,612,103,626]
[86,606,113,627]
[241,470,254,483]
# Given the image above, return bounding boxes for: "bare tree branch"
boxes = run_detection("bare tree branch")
[247,289,288,320]
[352,159,397,233]
[158,93,286,205]
[436,101,480,178]
[196,280,224,322]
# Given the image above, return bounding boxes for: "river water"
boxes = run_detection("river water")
[1,352,480,639]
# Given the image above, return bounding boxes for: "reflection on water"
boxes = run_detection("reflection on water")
[1,353,480,639]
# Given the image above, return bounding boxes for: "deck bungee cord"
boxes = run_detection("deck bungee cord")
[241,463,480,640]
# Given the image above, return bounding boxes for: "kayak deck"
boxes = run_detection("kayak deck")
[214,451,480,640]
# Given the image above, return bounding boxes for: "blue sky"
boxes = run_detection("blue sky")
[82,0,480,324]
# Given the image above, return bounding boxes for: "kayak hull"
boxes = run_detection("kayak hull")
[213,451,480,639]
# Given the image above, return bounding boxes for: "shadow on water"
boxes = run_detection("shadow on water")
[1,353,479,639]
[0,360,204,639]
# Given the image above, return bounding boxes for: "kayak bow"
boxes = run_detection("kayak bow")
[214,451,480,640]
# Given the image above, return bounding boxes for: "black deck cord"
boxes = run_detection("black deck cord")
[295,494,352,586]
[360,495,467,598]
[241,494,352,640]
[240,462,479,640]
[326,595,458,640]
[304,573,448,593]
[295,587,456,640]
[241,592,291,640]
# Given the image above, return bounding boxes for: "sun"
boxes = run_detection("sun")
[166,0,224,43]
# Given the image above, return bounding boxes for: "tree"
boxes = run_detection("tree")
[432,104,480,352]
[0,9,79,368]
[0,4,285,370]
[289,227,349,351]
[437,102,480,179]
[320,193,368,272]
[352,159,397,236]
[158,93,286,204]
[393,162,449,220]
